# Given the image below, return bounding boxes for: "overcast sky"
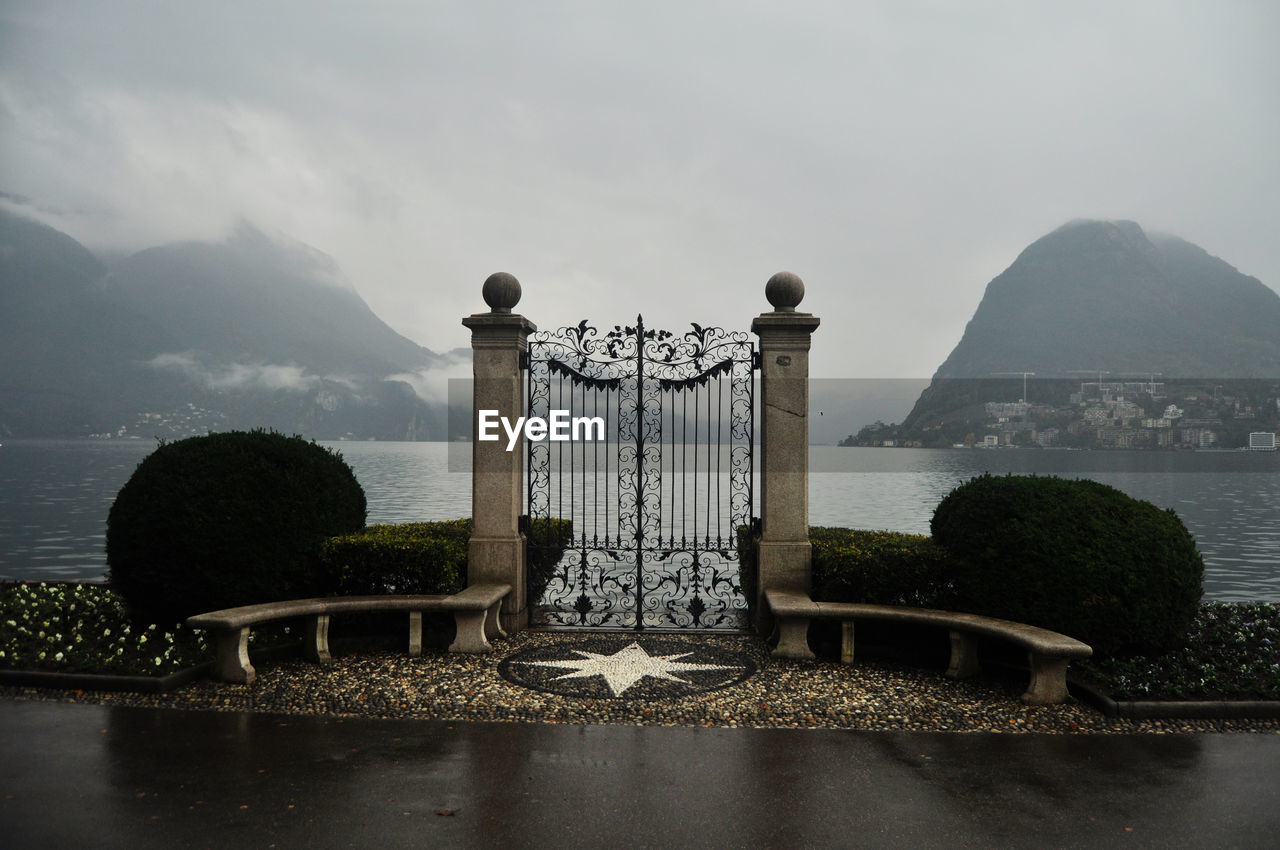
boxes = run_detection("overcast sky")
[2,1,1277,378]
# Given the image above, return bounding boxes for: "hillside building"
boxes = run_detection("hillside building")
[1249,432,1277,451]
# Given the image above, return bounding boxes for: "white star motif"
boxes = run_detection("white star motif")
[519,642,741,696]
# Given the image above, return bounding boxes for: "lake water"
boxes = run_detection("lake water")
[1,439,1277,602]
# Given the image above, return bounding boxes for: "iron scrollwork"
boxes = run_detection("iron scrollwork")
[527,316,756,630]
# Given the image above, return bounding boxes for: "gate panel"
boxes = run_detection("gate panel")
[526,317,755,630]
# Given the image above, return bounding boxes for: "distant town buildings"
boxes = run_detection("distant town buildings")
[90,404,230,440]
[1250,432,1278,451]
[843,376,1279,450]
[985,401,1031,420]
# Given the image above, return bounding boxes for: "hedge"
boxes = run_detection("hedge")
[737,525,953,610]
[320,517,574,602]
[321,521,469,595]
[810,527,955,608]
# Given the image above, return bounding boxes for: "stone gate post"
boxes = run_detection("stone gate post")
[462,273,535,632]
[752,272,820,632]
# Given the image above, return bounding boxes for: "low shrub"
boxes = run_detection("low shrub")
[322,517,574,603]
[107,430,367,624]
[930,474,1204,656]
[1080,602,1280,700]
[322,521,469,596]
[810,527,955,608]
[735,525,951,612]
[0,582,211,674]
[527,517,574,605]
[736,524,760,616]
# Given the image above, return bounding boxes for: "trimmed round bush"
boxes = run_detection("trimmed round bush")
[930,474,1203,656]
[107,430,367,623]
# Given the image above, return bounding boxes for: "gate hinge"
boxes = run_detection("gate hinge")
[518,514,530,535]
[519,351,530,370]
[751,350,762,371]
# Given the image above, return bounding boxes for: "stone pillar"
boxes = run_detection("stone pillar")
[462,272,536,632]
[752,272,820,629]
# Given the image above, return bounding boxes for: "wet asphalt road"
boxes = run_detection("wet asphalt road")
[2,700,1278,848]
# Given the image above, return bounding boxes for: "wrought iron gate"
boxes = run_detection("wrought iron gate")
[524,317,756,630]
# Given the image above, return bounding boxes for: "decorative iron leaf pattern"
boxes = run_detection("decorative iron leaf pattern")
[527,316,756,630]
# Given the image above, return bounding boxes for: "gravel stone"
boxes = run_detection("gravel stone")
[3,631,1277,734]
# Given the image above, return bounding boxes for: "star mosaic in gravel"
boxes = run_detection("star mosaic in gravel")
[4,631,1278,733]
[498,637,755,700]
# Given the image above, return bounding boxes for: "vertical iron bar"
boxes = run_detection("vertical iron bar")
[556,368,562,544]
[526,345,535,614]
[692,377,698,554]
[656,384,663,553]
[716,367,723,545]
[633,316,645,630]
[592,385,598,546]
[578,378,584,550]
[670,386,677,548]
[706,371,716,545]
[682,389,688,547]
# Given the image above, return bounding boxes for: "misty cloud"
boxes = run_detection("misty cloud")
[148,352,335,393]
[386,352,473,406]
[147,350,477,406]
[3,1,1277,383]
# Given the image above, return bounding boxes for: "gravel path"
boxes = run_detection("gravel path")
[3,631,1277,734]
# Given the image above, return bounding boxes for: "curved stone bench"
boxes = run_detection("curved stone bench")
[764,588,1092,705]
[187,583,510,685]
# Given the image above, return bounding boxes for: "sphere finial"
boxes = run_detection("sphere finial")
[765,271,804,312]
[482,272,521,313]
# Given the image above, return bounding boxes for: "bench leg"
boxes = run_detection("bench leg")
[408,611,423,657]
[841,621,855,664]
[772,616,816,660]
[484,601,506,641]
[946,630,981,679]
[212,627,255,685]
[449,610,493,653]
[303,614,331,664]
[1022,653,1070,704]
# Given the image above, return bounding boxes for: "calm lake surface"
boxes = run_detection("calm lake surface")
[1,440,1277,602]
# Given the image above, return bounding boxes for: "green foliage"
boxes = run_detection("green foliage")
[321,521,469,596]
[810,527,955,608]
[322,517,574,603]
[930,474,1204,655]
[736,525,950,611]
[736,525,759,616]
[107,430,367,623]
[1079,603,1280,700]
[0,582,211,674]
[527,517,574,606]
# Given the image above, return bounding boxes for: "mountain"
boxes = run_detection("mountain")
[0,210,453,439]
[879,220,1280,444]
[934,220,1280,379]
[0,210,183,435]
[106,224,441,378]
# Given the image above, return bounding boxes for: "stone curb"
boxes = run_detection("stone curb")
[977,657,1280,720]
[1068,675,1280,720]
[0,642,301,694]
[0,662,212,694]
